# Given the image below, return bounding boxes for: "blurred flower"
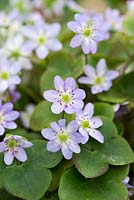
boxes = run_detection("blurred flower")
[66,0,87,13]
[76,103,104,144]
[44,75,86,114]
[9,85,21,103]
[0,10,18,27]
[104,8,124,31]
[123,176,134,197]
[0,102,19,135]
[22,22,62,59]
[0,34,32,70]
[67,13,109,54]
[127,0,134,10]
[41,119,83,160]
[20,104,35,129]
[0,57,21,92]
[10,0,31,13]
[0,134,33,165]
[78,59,119,94]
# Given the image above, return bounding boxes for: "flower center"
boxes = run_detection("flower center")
[62,94,71,103]
[1,72,9,80]
[82,120,90,129]
[38,36,46,44]
[2,18,8,23]
[95,77,103,84]
[83,29,91,37]
[7,139,18,149]
[58,133,68,142]
[12,51,20,58]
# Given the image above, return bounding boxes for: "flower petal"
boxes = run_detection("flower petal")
[54,75,64,91]
[3,122,17,129]
[50,122,60,132]
[47,39,62,51]
[0,125,5,135]
[91,85,103,94]
[14,148,27,162]
[4,111,19,121]
[51,102,64,114]
[4,151,14,165]
[21,140,33,148]
[36,45,49,59]
[0,142,5,152]
[65,77,76,90]
[82,40,91,54]
[106,70,119,81]
[47,141,60,152]
[78,76,90,84]
[88,128,104,143]
[1,102,13,113]
[90,117,103,128]
[84,103,94,117]
[74,89,86,99]
[43,90,58,102]
[70,34,83,48]
[61,144,73,159]
[64,105,75,114]
[73,99,84,110]
[67,21,81,33]
[58,119,66,129]
[66,120,78,133]
[69,141,80,153]
[96,59,107,76]
[41,128,56,140]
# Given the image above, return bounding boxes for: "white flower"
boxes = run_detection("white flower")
[20,104,35,128]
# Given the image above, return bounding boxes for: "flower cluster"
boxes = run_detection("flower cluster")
[42,75,104,159]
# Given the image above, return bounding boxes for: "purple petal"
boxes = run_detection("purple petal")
[3,122,17,129]
[64,105,75,114]
[43,90,58,102]
[4,111,19,121]
[74,14,89,25]
[91,85,103,94]
[92,14,104,28]
[58,119,66,129]
[96,59,107,76]
[74,89,86,99]
[90,117,103,128]
[0,142,5,152]
[102,80,112,91]
[90,40,97,54]
[47,23,61,37]
[70,34,83,48]
[73,132,89,144]
[50,122,60,132]
[61,144,73,159]
[66,120,78,133]
[14,148,27,162]
[47,141,60,152]
[51,102,64,114]
[4,151,14,165]
[73,100,84,110]
[9,75,21,85]
[69,141,80,153]
[82,40,91,54]
[0,125,5,135]
[1,103,13,113]
[21,140,33,148]
[84,103,94,117]
[65,77,76,90]
[78,76,90,84]
[47,39,62,51]
[106,70,119,80]
[41,128,56,140]
[54,76,64,91]
[88,128,104,143]
[36,45,49,59]
[67,21,81,33]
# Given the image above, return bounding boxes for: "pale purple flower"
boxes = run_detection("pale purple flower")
[43,76,86,114]
[9,86,21,103]
[0,102,19,135]
[76,103,104,144]
[20,104,35,128]
[123,176,134,197]
[41,119,84,159]
[0,57,21,92]
[104,8,124,31]
[67,13,109,54]
[127,0,134,10]
[0,34,32,70]
[78,59,119,94]
[0,10,18,27]
[22,22,62,59]
[0,134,33,165]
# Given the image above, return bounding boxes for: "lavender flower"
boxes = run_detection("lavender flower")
[43,76,86,114]
[123,176,134,197]
[76,103,104,144]
[78,59,119,94]
[0,102,19,135]
[0,57,21,92]
[9,86,21,103]
[67,13,109,54]
[41,119,83,159]
[0,10,18,27]
[127,0,134,10]
[104,8,124,31]
[0,134,33,165]
[22,22,62,59]
[0,34,32,70]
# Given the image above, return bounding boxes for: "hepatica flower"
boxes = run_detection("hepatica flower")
[0,134,33,165]
[44,76,86,114]
[0,10,18,27]
[41,119,83,159]
[76,103,104,144]
[67,13,109,54]
[0,57,21,92]
[0,102,19,135]
[78,59,119,94]
[22,22,62,59]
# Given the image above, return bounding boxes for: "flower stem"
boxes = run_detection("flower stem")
[62,111,65,119]
[85,54,88,65]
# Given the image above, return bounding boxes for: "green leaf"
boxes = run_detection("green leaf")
[94,102,114,120]
[123,14,134,36]
[0,140,62,200]
[98,73,134,103]
[58,166,129,200]
[73,117,134,178]
[40,51,84,93]
[30,101,62,131]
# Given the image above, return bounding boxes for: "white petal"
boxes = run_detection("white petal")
[68,141,80,153]
[96,59,107,76]
[54,76,64,91]
[66,120,78,133]
[51,102,64,114]
[47,141,60,152]
[4,151,14,165]
[90,117,103,128]
[21,139,33,148]
[84,103,94,117]
[41,128,56,140]
[61,144,73,160]
[88,128,104,143]
[14,148,27,162]
[36,45,49,59]
[70,34,83,48]
[47,39,62,51]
